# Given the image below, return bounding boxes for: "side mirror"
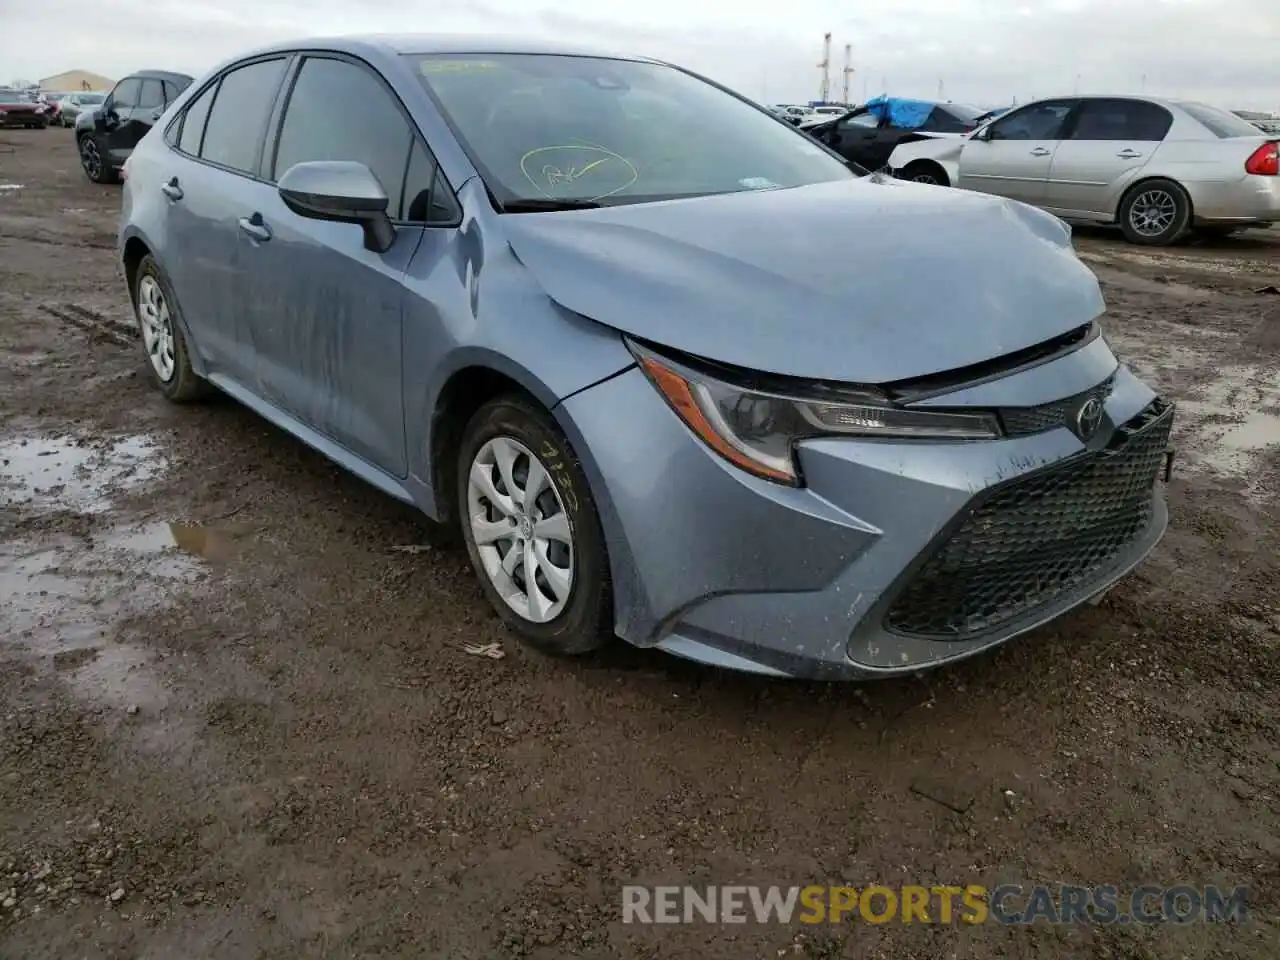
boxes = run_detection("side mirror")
[278,160,395,253]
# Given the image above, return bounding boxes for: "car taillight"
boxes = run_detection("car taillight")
[1245,142,1279,176]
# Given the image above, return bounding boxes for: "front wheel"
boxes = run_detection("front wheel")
[457,395,612,657]
[900,161,950,187]
[78,134,117,184]
[1119,179,1190,246]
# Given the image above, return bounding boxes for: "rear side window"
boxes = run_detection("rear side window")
[989,101,1076,141]
[137,79,164,110]
[1069,99,1171,141]
[200,58,289,174]
[272,56,417,219]
[923,106,974,133]
[177,82,216,155]
[1177,101,1267,139]
[111,78,142,109]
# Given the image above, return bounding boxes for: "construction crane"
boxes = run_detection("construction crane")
[817,33,831,103]
[841,44,853,104]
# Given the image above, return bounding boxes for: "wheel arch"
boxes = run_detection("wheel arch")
[1114,174,1195,224]
[118,230,209,376]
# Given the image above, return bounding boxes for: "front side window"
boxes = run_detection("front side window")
[200,58,288,174]
[137,79,164,110]
[272,56,415,218]
[988,101,1076,141]
[110,78,141,110]
[411,53,855,207]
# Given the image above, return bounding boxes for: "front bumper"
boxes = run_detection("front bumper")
[558,345,1170,681]
[0,112,45,127]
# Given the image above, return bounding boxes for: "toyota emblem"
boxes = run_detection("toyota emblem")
[1075,397,1104,439]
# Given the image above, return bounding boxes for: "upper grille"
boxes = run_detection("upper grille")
[1000,374,1116,438]
[884,398,1173,640]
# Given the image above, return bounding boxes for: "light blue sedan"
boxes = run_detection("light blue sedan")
[118,34,1173,679]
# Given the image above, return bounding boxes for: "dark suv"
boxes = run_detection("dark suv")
[77,69,193,183]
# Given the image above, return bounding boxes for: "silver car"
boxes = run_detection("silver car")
[888,95,1280,244]
[57,91,106,127]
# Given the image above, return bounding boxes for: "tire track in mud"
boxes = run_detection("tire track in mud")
[37,303,136,348]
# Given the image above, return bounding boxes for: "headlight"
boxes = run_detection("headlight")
[629,340,1001,486]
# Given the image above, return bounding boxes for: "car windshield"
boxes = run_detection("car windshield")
[410,53,856,207]
[1175,101,1265,139]
[0,91,25,103]
[77,93,104,104]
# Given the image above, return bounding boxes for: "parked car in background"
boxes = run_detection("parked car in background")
[0,88,50,128]
[1233,110,1280,135]
[802,96,989,171]
[120,35,1173,680]
[888,95,1280,245]
[77,70,193,183]
[58,91,106,127]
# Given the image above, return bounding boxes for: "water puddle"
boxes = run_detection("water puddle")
[0,432,165,513]
[1172,365,1280,484]
[0,518,250,750]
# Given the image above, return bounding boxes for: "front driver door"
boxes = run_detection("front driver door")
[235,54,432,477]
[956,99,1079,206]
[827,111,881,167]
[98,77,141,167]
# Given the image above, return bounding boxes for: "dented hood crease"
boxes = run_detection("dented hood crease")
[499,178,1105,384]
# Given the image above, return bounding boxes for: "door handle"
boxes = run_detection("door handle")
[160,178,183,201]
[1116,150,1143,159]
[1030,147,1051,157]
[237,214,272,243]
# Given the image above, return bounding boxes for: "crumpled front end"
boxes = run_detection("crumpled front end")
[556,331,1171,680]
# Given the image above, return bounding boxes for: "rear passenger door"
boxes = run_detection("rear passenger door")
[241,54,448,477]
[158,57,291,382]
[1043,99,1172,218]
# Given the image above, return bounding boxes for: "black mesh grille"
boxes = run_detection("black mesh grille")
[1000,374,1116,437]
[884,399,1173,640]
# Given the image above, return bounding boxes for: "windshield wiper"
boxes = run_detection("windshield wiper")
[501,198,602,213]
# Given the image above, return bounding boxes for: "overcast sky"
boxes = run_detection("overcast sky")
[4,0,1279,110]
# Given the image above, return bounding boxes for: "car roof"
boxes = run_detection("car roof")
[128,69,195,82]
[228,32,647,63]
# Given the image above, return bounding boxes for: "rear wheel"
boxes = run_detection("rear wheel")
[901,161,950,187]
[457,395,612,657]
[1119,178,1190,246]
[133,254,208,402]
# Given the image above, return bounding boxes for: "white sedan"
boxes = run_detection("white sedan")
[887,94,1280,245]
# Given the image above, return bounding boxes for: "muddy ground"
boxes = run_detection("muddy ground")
[1,131,1278,960]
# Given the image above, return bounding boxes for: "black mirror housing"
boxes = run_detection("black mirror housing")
[278,160,395,253]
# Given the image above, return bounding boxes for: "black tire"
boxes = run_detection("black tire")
[78,133,117,184]
[457,394,612,657]
[133,254,208,402]
[1118,178,1191,246]
[900,161,950,187]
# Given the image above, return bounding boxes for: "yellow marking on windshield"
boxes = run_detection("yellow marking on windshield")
[519,144,639,202]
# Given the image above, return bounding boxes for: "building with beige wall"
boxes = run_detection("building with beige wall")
[39,70,115,93]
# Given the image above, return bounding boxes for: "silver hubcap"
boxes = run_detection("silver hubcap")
[1130,189,1176,237]
[137,275,176,382]
[467,436,574,623]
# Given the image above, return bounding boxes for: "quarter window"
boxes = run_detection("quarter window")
[200,58,288,175]
[272,56,414,219]
[177,82,216,156]
[1069,100,1171,141]
[989,101,1076,141]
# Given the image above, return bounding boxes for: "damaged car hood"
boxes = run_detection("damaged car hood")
[500,177,1104,384]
